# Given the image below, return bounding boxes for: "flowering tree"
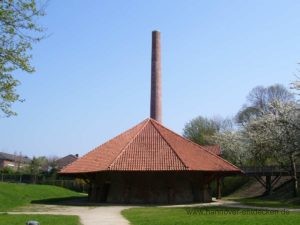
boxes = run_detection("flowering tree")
[244,101,300,196]
[292,78,300,94]
[213,84,299,196]
[293,80,300,90]
[213,130,250,166]
[236,84,294,126]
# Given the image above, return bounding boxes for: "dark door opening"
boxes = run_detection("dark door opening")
[100,182,111,202]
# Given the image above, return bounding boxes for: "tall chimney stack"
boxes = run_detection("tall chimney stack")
[150,30,162,123]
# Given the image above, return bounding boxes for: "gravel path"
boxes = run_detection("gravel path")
[5,204,131,225]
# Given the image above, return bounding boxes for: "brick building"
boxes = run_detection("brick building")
[60,31,241,203]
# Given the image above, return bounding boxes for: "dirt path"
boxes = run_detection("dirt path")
[5,204,131,225]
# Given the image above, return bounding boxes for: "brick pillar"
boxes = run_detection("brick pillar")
[150,30,162,123]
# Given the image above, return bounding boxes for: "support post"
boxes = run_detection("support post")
[216,177,222,199]
[265,175,272,195]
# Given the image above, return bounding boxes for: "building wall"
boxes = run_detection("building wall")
[0,159,29,170]
[0,160,16,169]
[86,171,213,204]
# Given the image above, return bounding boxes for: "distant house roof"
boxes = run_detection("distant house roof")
[0,152,31,163]
[201,145,221,156]
[56,154,78,170]
[60,118,240,174]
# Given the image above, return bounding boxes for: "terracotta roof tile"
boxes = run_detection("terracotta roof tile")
[56,154,78,170]
[152,121,239,171]
[201,145,221,156]
[60,118,240,174]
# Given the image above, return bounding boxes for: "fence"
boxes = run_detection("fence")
[0,173,88,193]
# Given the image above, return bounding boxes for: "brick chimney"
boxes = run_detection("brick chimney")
[150,30,162,123]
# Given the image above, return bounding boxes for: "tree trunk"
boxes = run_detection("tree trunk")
[290,155,298,197]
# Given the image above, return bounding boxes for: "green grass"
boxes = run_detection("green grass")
[232,197,300,209]
[122,207,300,225]
[0,182,84,211]
[0,214,81,225]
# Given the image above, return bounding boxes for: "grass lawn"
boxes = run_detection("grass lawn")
[0,214,81,225]
[0,182,85,211]
[122,207,300,225]
[227,197,300,209]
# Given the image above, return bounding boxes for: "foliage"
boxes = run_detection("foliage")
[244,101,300,196]
[0,0,45,117]
[122,207,300,225]
[292,79,300,91]
[213,131,249,166]
[183,116,232,145]
[211,176,250,197]
[0,214,81,225]
[0,182,83,211]
[230,84,299,196]
[187,84,299,196]
[236,84,294,125]
[213,84,299,167]
[244,101,300,165]
[0,166,15,174]
[29,156,47,182]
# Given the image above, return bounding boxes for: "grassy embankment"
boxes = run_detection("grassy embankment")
[0,182,84,225]
[225,177,300,208]
[0,182,85,211]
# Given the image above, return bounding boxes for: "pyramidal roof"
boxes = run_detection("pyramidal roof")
[60,118,240,174]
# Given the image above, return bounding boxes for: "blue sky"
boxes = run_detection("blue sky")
[1,0,299,158]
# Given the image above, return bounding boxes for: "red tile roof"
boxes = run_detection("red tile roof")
[56,154,78,170]
[60,118,240,174]
[201,145,221,156]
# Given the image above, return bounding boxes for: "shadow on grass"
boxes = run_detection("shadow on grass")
[31,196,90,206]
[31,196,218,207]
[30,196,155,207]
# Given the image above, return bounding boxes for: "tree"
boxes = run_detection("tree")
[244,101,300,196]
[236,84,299,196]
[292,80,300,91]
[29,156,41,183]
[0,0,45,117]
[213,130,250,166]
[292,77,300,95]
[236,85,296,165]
[183,116,223,145]
[291,63,300,93]
[236,84,294,125]
[29,156,47,183]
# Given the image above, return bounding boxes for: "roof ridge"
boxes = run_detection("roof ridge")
[149,119,188,169]
[87,119,149,156]
[62,119,149,172]
[150,119,241,170]
[107,118,150,169]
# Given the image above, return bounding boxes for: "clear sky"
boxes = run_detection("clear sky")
[1,0,299,158]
